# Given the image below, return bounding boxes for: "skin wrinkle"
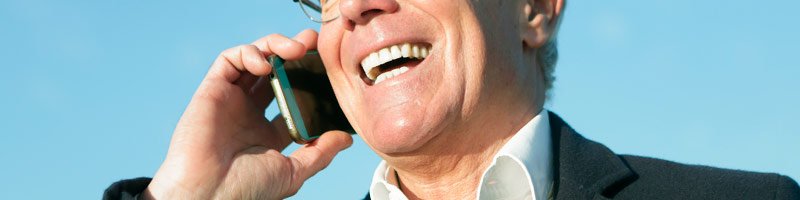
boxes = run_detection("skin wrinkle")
[134,0,551,197]
[340,0,438,152]
[393,104,538,199]
[390,1,467,152]
[315,0,560,199]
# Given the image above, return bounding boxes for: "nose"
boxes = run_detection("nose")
[338,0,399,25]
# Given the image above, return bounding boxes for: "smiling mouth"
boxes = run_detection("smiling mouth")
[360,43,431,85]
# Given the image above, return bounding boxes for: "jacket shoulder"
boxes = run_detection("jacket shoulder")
[612,155,800,199]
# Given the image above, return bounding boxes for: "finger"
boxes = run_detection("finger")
[235,71,260,92]
[265,115,293,150]
[292,29,318,51]
[288,131,353,187]
[208,44,272,83]
[249,76,275,110]
[228,111,292,151]
[226,44,272,76]
[251,34,306,61]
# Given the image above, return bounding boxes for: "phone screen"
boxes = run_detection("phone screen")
[269,51,354,143]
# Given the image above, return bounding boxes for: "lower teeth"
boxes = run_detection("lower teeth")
[374,66,410,84]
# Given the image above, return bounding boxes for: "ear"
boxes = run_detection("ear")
[521,0,565,48]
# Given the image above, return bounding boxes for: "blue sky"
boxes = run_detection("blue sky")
[0,0,798,199]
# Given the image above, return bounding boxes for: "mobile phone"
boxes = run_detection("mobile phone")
[269,51,354,144]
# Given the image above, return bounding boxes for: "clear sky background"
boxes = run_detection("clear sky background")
[1,0,797,199]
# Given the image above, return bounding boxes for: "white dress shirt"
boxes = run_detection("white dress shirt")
[369,109,553,200]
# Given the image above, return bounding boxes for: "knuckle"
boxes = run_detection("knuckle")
[266,33,283,39]
[220,45,244,57]
[233,44,251,54]
[284,186,301,198]
[194,81,232,105]
[218,44,255,62]
[242,44,258,51]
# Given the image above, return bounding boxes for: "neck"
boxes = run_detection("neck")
[385,104,542,199]
[380,65,547,199]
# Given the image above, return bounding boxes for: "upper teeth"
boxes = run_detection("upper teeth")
[360,43,430,84]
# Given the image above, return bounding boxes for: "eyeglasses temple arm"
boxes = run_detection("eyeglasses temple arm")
[294,0,322,13]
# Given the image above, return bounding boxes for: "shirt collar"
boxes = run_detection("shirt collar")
[369,109,553,200]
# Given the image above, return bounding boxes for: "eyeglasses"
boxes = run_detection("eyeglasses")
[294,0,340,23]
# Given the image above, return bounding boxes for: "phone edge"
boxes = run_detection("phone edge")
[269,56,313,144]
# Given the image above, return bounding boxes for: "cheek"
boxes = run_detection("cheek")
[318,26,339,65]
[446,21,488,117]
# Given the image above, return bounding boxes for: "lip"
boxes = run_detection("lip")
[353,40,434,84]
[368,57,424,86]
[355,39,433,64]
[348,21,438,82]
[362,47,437,105]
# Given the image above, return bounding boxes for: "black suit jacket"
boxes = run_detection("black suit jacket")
[106,112,799,199]
[366,112,800,199]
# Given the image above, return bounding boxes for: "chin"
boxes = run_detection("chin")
[359,104,452,155]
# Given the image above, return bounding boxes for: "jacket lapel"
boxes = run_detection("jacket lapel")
[548,112,637,199]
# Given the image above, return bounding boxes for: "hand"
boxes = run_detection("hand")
[144,29,353,199]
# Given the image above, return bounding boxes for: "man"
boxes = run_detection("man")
[105,0,800,199]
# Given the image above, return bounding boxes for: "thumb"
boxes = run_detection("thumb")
[288,131,353,190]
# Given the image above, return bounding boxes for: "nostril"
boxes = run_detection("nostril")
[360,9,384,18]
[339,0,398,25]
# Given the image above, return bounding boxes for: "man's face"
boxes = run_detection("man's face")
[317,0,537,154]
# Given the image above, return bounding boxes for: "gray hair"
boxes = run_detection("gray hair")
[536,0,565,94]
[537,40,557,92]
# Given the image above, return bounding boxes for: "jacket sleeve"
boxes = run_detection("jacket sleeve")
[775,175,800,200]
[103,177,152,200]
